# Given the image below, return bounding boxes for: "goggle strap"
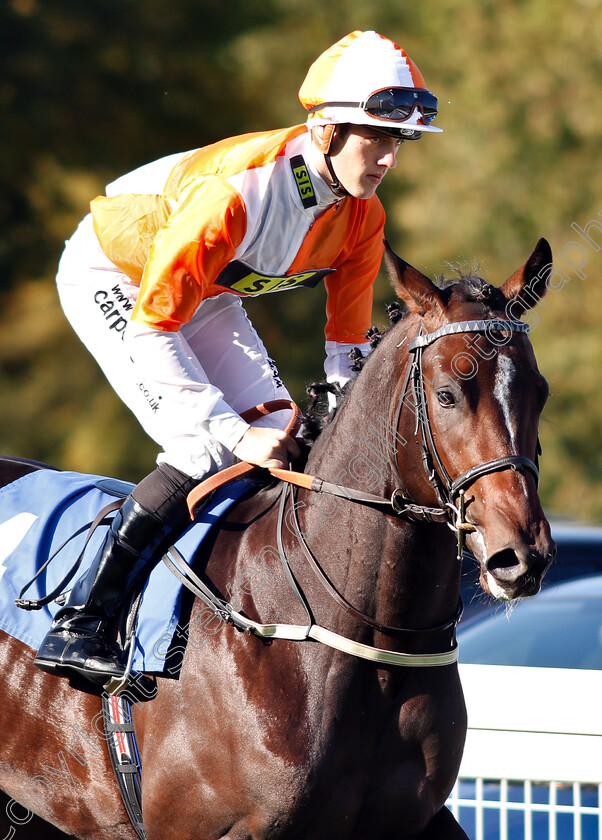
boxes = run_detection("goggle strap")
[307,101,363,114]
[307,99,436,125]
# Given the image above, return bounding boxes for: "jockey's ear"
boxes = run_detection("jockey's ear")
[383,240,445,316]
[500,238,553,315]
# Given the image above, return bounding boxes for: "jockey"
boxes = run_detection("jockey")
[34,30,441,685]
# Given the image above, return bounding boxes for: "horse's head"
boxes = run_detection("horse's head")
[385,239,556,602]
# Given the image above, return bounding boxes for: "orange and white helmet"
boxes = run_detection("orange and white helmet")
[299,30,442,138]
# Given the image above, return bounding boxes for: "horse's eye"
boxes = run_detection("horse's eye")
[437,390,455,407]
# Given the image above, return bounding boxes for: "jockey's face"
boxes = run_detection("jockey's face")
[315,125,402,199]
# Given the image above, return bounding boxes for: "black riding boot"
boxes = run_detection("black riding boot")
[34,495,177,684]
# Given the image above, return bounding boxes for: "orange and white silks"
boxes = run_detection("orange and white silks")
[90,125,385,345]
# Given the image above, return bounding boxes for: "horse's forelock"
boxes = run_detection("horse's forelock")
[436,270,508,311]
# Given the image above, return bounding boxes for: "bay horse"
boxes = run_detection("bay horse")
[0,240,556,840]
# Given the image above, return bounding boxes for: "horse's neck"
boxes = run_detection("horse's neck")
[299,348,459,635]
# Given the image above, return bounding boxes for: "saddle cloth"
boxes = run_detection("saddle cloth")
[0,468,257,673]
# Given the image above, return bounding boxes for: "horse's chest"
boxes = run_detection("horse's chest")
[139,642,466,840]
[282,677,466,838]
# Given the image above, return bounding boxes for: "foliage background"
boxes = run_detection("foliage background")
[0,0,600,520]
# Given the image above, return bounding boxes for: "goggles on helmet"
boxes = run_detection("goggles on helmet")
[308,86,438,125]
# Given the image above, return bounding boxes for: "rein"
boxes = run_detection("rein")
[283,482,463,641]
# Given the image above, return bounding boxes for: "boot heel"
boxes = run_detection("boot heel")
[33,657,63,675]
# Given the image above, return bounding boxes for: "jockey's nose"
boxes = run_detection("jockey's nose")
[380,143,399,169]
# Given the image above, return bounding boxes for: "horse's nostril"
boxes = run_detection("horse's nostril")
[487,548,519,574]
[485,546,552,593]
[529,548,554,577]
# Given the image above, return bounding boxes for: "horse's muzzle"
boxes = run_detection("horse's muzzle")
[484,541,556,600]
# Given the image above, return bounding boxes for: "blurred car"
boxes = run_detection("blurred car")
[448,557,602,840]
[460,521,602,622]
[458,573,602,669]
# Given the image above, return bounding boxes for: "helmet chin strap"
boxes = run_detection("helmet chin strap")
[324,154,350,197]
[316,124,351,198]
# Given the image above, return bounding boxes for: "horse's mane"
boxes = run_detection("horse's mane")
[301,269,506,445]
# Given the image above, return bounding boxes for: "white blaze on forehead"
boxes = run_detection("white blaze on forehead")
[493,354,518,447]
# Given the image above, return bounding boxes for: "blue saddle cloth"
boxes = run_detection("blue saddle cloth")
[0,469,257,673]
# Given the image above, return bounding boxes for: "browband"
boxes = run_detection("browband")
[409,319,529,351]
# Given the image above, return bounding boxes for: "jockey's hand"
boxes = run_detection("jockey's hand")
[233,426,301,471]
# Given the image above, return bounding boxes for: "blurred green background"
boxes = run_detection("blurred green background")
[0,0,600,520]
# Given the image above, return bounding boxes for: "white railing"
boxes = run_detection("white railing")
[447,665,602,839]
[448,778,601,840]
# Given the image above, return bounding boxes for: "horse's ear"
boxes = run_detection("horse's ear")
[500,238,553,314]
[383,241,445,316]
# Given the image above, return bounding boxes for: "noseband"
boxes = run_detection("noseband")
[397,318,540,523]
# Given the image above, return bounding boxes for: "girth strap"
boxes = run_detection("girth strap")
[15,499,124,611]
[102,694,146,840]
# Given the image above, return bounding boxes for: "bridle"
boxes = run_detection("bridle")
[407,318,540,500]
[262,318,541,542]
[270,317,542,636]
[394,318,541,538]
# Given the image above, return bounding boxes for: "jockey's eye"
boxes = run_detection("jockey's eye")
[437,390,455,408]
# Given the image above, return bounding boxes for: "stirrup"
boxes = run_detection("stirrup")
[103,672,157,701]
[102,632,157,701]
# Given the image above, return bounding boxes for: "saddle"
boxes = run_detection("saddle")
[0,468,261,677]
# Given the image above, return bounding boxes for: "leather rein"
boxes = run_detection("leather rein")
[179,317,540,668]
